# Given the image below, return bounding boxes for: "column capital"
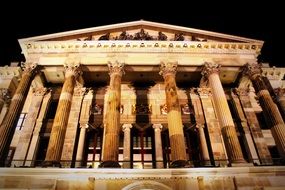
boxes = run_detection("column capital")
[243,63,262,79]
[22,61,37,75]
[274,88,285,97]
[201,62,221,78]
[234,88,249,96]
[159,61,178,78]
[153,123,163,131]
[0,88,11,102]
[108,61,125,76]
[32,87,48,96]
[197,88,212,96]
[73,87,87,96]
[64,60,82,78]
[122,124,133,132]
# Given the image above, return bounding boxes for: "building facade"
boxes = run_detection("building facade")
[0,20,285,189]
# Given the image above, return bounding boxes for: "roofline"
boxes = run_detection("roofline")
[18,20,264,44]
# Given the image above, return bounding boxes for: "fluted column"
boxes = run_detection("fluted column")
[244,63,285,158]
[122,124,132,168]
[197,124,211,165]
[99,61,124,168]
[0,62,37,166]
[159,62,188,168]
[202,62,245,164]
[275,88,285,118]
[43,61,81,167]
[153,124,164,168]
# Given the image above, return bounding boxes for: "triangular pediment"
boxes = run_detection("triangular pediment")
[19,20,263,44]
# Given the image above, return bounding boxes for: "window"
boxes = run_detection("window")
[16,113,27,130]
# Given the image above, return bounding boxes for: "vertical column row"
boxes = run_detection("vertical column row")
[0,62,37,166]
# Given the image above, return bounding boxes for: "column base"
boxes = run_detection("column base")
[42,160,61,168]
[170,160,192,168]
[98,161,121,168]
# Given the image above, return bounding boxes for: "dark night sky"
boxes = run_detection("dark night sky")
[0,3,282,67]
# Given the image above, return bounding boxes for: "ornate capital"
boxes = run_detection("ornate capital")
[153,124,163,131]
[32,87,48,96]
[243,63,261,79]
[108,61,125,76]
[22,61,37,74]
[201,62,220,78]
[197,88,212,96]
[0,88,11,102]
[159,62,178,78]
[64,57,82,77]
[122,124,133,132]
[275,88,285,97]
[73,87,87,96]
[235,88,249,96]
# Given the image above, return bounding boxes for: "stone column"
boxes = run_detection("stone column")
[244,63,285,158]
[159,62,188,168]
[44,61,81,167]
[153,124,164,168]
[196,124,211,165]
[75,124,88,168]
[275,88,285,118]
[12,87,47,167]
[202,62,245,164]
[99,61,124,168]
[75,89,93,168]
[122,124,132,168]
[0,62,37,166]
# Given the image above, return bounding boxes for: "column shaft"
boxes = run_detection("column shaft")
[75,125,87,167]
[160,62,188,168]
[197,125,210,165]
[44,61,80,167]
[153,124,164,168]
[203,63,245,164]
[122,124,132,168]
[100,61,124,168]
[0,62,36,166]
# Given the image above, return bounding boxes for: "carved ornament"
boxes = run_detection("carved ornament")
[32,87,48,96]
[108,61,125,76]
[0,88,11,102]
[243,63,262,79]
[21,61,37,74]
[64,57,82,77]
[159,62,178,78]
[201,62,221,78]
[197,88,212,96]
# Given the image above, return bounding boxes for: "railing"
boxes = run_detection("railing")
[2,158,285,168]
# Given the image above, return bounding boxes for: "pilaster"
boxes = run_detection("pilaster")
[153,124,164,168]
[122,124,132,168]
